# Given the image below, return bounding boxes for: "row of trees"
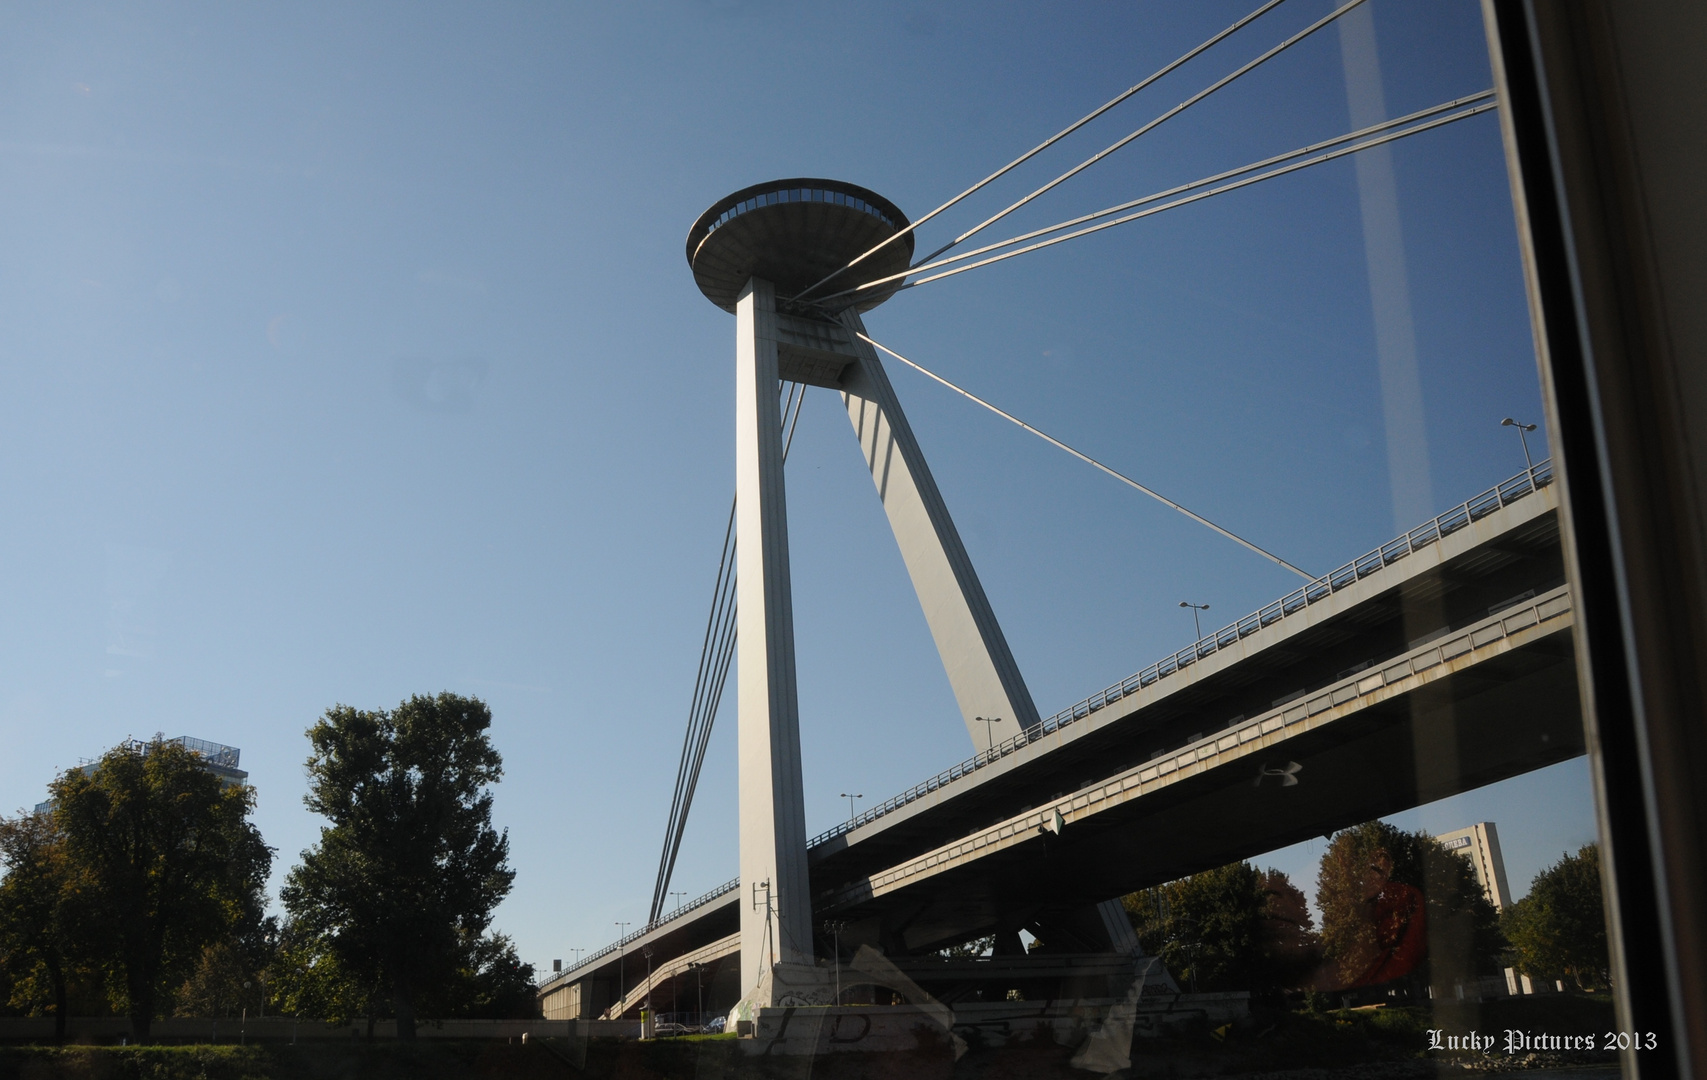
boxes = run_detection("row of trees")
[1123,821,1607,998]
[0,692,536,1041]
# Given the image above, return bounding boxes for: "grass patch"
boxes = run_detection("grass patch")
[0,999,1620,1079]
[1121,994,1617,1078]
[0,1042,574,1080]
[0,1045,273,1080]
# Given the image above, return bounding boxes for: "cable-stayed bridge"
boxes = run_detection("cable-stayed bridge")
[536,0,1546,1033]
[540,464,1575,1021]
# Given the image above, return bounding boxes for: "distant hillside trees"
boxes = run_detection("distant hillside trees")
[281,693,533,1039]
[1502,844,1609,990]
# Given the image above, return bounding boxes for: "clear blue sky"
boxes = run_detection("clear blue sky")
[0,0,1594,971]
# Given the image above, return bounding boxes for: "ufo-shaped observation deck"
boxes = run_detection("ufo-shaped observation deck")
[686,178,914,314]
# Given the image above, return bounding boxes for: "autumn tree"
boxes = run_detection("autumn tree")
[1502,844,1608,990]
[1256,868,1321,990]
[1316,821,1503,993]
[0,811,76,1039]
[1124,861,1318,996]
[174,914,279,1021]
[282,693,518,1039]
[52,738,273,1041]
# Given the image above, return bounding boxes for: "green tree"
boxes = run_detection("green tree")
[1123,862,1318,996]
[52,738,273,1041]
[267,923,384,1030]
[1502,844,1608,990]
[0,811,76,1039]
[1316,821,1503,993]
[267,920,534,1028]
[282,693,517,1039]
[433,931,538,1020]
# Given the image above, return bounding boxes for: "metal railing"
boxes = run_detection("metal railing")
[170,735,241,768]
[705,185,897,237]
[542,876,740,987]
[803,461,1554,849]
[555,462,1555,988]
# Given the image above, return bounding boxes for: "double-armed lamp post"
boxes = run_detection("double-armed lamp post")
[1180,601,1210,641]
[1502,416,1539,474]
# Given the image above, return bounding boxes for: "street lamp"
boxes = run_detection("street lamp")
[687,962,704,1029]
[840,792,863,824]
[1501,417,1538,474]
[1179,601,1210,640]
[670,890,686,914]
[615,922,630,1015]
[823,920,846,1005]
[974,715,1003,755]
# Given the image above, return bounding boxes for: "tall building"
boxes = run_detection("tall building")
[1434,822,1513,911]
[166,736,248,787]
[34,735,248,813]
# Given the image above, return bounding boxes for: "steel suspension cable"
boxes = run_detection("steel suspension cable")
[785,0,1291,304]
[650,382,807,923]
[891,100,1496,294]
[856,333,1315,580]
[661,384,808,909]
[900,0,1371,277]
[652,510,742,917]
[809,93,1493,307]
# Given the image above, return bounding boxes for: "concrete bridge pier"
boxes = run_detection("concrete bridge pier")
[733,277,820,1017]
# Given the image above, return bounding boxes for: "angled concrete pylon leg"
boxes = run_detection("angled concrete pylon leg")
[837,311,1041,747]
[733,279,816,1014]
[837,315,1154,973]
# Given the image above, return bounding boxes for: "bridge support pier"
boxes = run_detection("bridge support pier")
[733,278,822,1016]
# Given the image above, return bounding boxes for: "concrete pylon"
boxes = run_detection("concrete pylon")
[732,279,818,1016]
[837,311,1042,748]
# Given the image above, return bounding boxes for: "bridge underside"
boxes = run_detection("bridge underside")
[819,604,1579,956]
